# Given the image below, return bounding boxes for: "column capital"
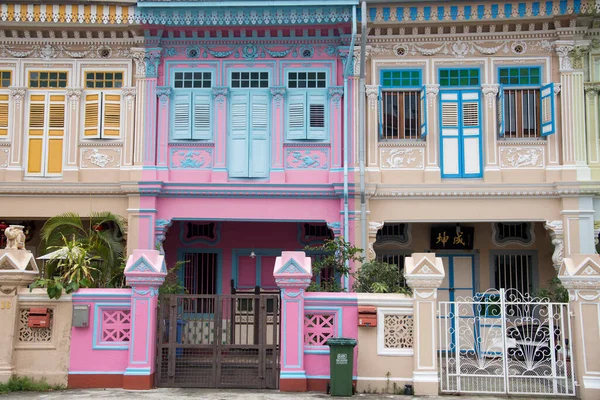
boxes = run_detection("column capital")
[121,87,136,104]
[544,220,564,272]
[8,87,27,104]
[425,84,440,107]
[212,86,229,103]
[481,84,500,109]
[585,82,600,98]
[155,86,172,106]
[130,47,162,78]
[365,85,380,109]
[66,87,83,103]
[328,86,344,106]
[367,221,384,260]
[154,219,173,255]
[269,86,286,107]
[554,40,590,72]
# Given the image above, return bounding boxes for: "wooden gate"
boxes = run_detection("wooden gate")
[156,293,280,388]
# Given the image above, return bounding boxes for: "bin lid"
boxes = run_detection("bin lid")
[326,337,357,347]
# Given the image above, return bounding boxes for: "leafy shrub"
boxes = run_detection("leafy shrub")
[353,260,412,295]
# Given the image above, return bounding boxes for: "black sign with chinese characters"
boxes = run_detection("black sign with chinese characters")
[430,226,474,250]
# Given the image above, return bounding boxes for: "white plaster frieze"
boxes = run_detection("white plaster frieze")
[80,148,122,169]
[380,147,424,170]
[499,147,544,169]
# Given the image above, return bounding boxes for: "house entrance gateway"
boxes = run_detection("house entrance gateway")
[156,293,280,389]
[438,288,575,396]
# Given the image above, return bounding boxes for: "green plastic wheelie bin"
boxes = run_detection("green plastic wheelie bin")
[326,337,357,397]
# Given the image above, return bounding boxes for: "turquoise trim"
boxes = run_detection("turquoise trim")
[69,371,125,375]
[540,82,556,136]
[438,68,480,88]
[498,66,542,86]
[176,248,223,295]
[380,69,422,88]
[92,303,131,351]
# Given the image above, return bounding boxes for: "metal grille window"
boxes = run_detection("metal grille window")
[85,72,124,89]
[174,71,212,89]
[502,89,540,138]
[28,71,68,88]
[182,252,218,313]
[439,68,480,87]
[381,91,421,140]
[0,71,11,88]
[288,72,326,89]
[231,71,269,88]
[493,253,532,295]
[376,253,407,287]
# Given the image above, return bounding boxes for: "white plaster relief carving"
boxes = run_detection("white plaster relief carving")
[425,84,439,107]
[544,221,564,272]
[0,149,8,168]
[482,84,499,109]
[500,147,544,169]
[81,148,121,169]
[8,87,27,105]
[365,85,379,110]
[380,148,424,170]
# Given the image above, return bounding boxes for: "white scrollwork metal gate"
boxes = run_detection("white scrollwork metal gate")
[438,289,575,396]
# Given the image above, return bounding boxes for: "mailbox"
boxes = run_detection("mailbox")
[72,304,90,328]
[27,307,50,328]
[358,306,377,327]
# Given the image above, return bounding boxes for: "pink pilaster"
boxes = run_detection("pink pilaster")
[270,87,286,183]
[273,251,313,392]
[155,87,172,175]
[212,87,228,181]
[123,250,166,390]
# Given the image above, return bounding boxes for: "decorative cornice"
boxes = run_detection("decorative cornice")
[0,5,137,25]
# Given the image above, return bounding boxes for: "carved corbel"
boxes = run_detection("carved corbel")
[121,87,136,108]
[212,87,229,109]
[269,87,286,108]
[8,87,27,105]
[156,86,172,107]
[154,219,173,255]
[425,84,440,107]
[367,221,384,260]
[481,84,499,109]
[544,220,564,272]
[130,47,162,78]
[365,85,380,110]
[585,82,600,103]
[328,86,344,106]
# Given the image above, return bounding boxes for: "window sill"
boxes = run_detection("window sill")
[79,140,123,147]
[168,141,215,147]
[378,140,426,147]
[497,139,547,146]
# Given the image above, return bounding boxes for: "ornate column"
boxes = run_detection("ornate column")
[154,219,172,255]
[121,87,137,167]
[63,88,83,180]
[130,47,162,168]
[0,226,39,383]
[424,84,441,183]
[367,221,383,261]
[555,41,590,180]
[273,251,313,392]
[558,255,600,400]
[404,253,445,395]
[212,87,229,181]
[365,85,379,170]
[123,250,166,390]
[155,87,172,171]
[584,82,600,177]
[270,87,286,182]
[544,220,564,272]
[481,84,501,181]
[6,87,27,181]
[328,86,344,171]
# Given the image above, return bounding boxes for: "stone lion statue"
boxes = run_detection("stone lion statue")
[5,225,25,250]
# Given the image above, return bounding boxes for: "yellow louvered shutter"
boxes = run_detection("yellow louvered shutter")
[102,93,121,137]
[84,93,101,138]
[0,94,8,136]
[27,94,46,174]
[47,95,65,174]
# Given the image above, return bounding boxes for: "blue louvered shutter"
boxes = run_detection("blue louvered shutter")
[497,85,505,137]
[307,92,327,140]
[249,91,270,178]
[420,85,427,138]
[228,91,249,177]
[172,92,191,140]
[192,93,212,140]
[440,92,460,178]
[540,82,556,136]
[460,91,482,177]
[287,92,306,140]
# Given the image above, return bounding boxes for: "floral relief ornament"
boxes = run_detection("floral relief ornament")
[500,147,543,169]
[83,149,116,168]
[481,84,499,109]
[9,87,27,104]
[381,148,423,169]
[365,85,379,109]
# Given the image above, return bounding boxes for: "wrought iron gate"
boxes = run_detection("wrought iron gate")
[156,293,280,388]
[438,288,575,396]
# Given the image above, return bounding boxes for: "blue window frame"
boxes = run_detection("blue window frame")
[496,66,555,138]
[439,68,480,87]
[171,70,213,141]
[379,69,426,140]
[286,70,328,140]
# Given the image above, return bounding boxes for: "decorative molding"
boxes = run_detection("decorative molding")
[499,147,544,169]
[328,86,344,106]
[554,83,562,95]
[169,148,213,170]
[367,221,384,260]
[544,221,564,272]
[491,222,535,247]
[130,47,162,78]
[585,82,600,102]
[425,84,439,107]
[212,86,229,108]
[8,87,27,104]
[481,84,499,109]
[365,85,379,110]
[285,149,329,170]
[154,219,173,255]
[156,86,172,106]
[380,148,424,170]
[0,5,137,25]
[270,86,286,107]
[121,87,136,107]
[66,88,83,106]
[80,148,121,169]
